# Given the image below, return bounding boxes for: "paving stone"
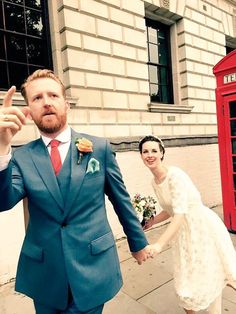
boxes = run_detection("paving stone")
[120,248,173,300]
[104,291,155,314]
[0,281,34,314]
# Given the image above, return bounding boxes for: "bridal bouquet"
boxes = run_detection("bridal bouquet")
[132,193,157,226]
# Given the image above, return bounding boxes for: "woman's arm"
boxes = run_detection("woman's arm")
[150,213,185,254]
[143,210,170,230]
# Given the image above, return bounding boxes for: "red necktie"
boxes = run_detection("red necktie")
[50,139,62,176]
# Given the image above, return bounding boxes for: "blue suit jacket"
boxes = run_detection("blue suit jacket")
[0,129,148,311]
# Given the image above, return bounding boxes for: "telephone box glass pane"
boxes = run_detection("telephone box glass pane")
[234,175,236,190]
[233,157,236,172]
[229,101,236,118]
[231,120,236,136]
[232,139,236,154]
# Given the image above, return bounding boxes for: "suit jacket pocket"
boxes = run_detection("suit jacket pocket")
[21,241,44,262]
[84,173,103,181]
[90,232,115,255]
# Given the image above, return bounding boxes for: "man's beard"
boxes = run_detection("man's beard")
[34,114,67,134]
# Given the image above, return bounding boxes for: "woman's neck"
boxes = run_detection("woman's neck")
[152,165,168,185]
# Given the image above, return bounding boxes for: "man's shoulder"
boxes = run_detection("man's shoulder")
[13,138,42,155]
[71,129,109,146]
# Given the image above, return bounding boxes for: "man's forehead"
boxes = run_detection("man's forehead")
[26,78,62,92]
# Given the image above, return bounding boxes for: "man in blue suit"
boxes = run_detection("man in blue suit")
[0,69,150,314]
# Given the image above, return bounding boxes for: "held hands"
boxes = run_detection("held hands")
[132,244,159,265]
[132,245,152,265]
[147,243,162,257]
[0,86,30,154]
[132,243,162,265]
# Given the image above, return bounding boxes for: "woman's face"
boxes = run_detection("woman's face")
[140,141,163,169]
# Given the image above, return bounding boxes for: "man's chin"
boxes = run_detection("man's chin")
[34,116,67,134]
[38,123,62,134]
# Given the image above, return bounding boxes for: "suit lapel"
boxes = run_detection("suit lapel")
[65,132,89,211]
[29,139,64,210]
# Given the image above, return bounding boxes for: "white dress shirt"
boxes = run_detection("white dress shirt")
[0,126,71,171]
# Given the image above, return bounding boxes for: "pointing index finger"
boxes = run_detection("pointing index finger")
[3,86,16,108]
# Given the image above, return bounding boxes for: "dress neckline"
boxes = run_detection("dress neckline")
[153,166,171,186]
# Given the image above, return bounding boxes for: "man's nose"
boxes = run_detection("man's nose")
[42,96,51,107]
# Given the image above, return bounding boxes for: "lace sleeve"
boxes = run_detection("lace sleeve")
[168,167,189,214]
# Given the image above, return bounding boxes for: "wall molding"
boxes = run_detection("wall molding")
[109,135,218,152]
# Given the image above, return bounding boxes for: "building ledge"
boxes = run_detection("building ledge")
[148,103,194,113]
[109,135,218,152]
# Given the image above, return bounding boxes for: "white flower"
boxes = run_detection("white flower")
[140,200,146,207]
[132,193,157,225]
[137,212,144,223]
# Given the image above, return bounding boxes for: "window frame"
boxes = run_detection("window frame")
[146,18,174,105]
[0,0,53,91]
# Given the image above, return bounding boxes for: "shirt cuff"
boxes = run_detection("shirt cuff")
[0,151,12,171]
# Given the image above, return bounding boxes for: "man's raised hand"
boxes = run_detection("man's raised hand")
[0,86,30,154]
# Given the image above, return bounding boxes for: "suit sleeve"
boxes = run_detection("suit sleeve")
[0,158,26,211]
[104,140,148,252]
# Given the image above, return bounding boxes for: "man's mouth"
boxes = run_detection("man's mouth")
[43,112,56,117]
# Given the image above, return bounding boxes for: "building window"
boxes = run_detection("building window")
[146,18,173,104]
[0,0,52,90]
[226,46,235,54]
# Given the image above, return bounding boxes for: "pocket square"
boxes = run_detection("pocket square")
[86,158,100,174]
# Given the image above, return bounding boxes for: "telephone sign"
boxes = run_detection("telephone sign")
[224,73,236,84]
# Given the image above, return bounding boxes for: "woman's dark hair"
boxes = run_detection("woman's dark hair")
[138,135,165,160]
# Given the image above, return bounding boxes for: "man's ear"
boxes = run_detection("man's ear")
[65,100,70,111]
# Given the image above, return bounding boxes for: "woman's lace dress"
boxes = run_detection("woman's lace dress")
[152,166,236,311]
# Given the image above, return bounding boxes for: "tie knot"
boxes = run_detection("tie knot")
[50,139,60,148]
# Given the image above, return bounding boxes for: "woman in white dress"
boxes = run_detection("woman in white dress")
[139,135,236,314]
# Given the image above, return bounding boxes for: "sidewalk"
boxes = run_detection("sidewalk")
[1,205,236,314]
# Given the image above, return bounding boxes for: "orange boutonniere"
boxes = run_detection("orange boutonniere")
[75,137,93,164]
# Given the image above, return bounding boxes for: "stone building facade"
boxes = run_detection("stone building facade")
[1,0,235,144]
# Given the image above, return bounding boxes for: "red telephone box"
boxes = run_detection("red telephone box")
[213,49,236,233]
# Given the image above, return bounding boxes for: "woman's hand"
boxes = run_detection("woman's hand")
[143,216,155,230]
[148,243,162,257]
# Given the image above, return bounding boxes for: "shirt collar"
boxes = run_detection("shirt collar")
[41,126,71,147]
